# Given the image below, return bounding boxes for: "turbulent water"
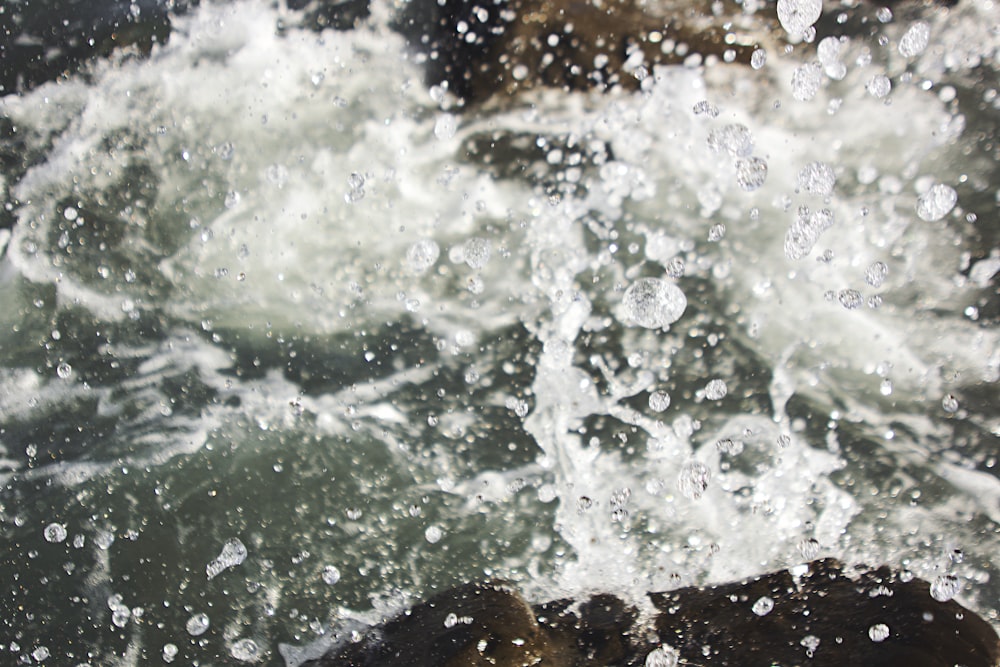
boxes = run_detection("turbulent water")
[0,0,998,664]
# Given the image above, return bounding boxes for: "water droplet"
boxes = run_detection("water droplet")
[798,537,821,559]
[716,438,744,455]
[930,574,960,601]
[322,565,341,585]
[899,22,930,57]
[425,525,444,543]
[752,596,775,616]
[839,289,863,309]
[797,162,836,196]
[464,237,491,269]
[916,183,957,221]
[867,74,892,98]
[678,461,711,500]
[879,378,893,395]
[942,394,959,413]
[864,261,888,287]
[868,623,890,642]
[736,157,768,191]
[206,538,247,579]
[751,49,767,70]
[31,647,50,662]
[645,645,680,667]
[777,0,823,38]
[186,613,210,636]
[44,523,67,543]
[704,379,728,400]
[407,239,440,274]
[784,207,834,260]
[708,223,727,241]
[56,362,72,379]
[648,391,671,412]
[230,638,261,662]
[791,62,823,101]
[622,278,687,329]
[162,643,179,663]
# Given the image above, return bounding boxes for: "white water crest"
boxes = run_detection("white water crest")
[0,0,997,664]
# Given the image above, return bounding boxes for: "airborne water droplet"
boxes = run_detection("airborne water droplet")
[44,523,67,543]
[206,538,247,579]
[678,461,711,500]
[648,390,671,412]
[622,278,687,329]
[899,22,930,57]
[645,646,680,667]
[704,379,728,400]
[407,239,440,274]
[930,574,960,601]
[736,157,768,191]
[186,613,210,636]
[868,623,890,642]
[777,0,823,38]
[752,596,775,616]
[916,183,957,221]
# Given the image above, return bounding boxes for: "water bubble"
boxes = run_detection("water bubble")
[751,49,767,70]
[791,62,823,101]
[186,613,210,636]
[44,523,67,543]
[916,183,957,221]
[865,261,889,287]
[407,239,440,274]
[798,537,821,559]
[162,643,179,663]
[752,596,775,616]
[678,461,711,500]
[867,74,892,99]
[839,289,863,310]
[622,278,687,329]
[942,394,959,413]
[708,223,727,241]
[868,623,890,642]
[666,257,685,278]
[322,565,341,585]
[425,525,444,543]
[645,645,680,667]
[704,379,728,400]
[736,157,768,191]
[206,538,247,579]
[777,0,822,38]
[230,638,261,662]
[797,162,836,196]
[817,36,843,66]
[112,606,131,628]
[463,237,491,269]
[930,574,960,601]
[434,113,458,140]
[707,124,753,157]
[899,22,930,57]
[649,391,671,412]
[56,362,72,379]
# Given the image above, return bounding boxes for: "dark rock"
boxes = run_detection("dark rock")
[304,560,999,666]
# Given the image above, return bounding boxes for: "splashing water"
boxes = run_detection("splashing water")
[0,0,998,664]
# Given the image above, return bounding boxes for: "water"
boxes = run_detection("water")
[0,0,998,664]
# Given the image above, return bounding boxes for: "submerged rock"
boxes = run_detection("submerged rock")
[304,560,999,666]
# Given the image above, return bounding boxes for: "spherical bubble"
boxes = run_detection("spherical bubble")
[230,638,261,662]
[678,461,711,500]
[899,22,930,57]
[186,613,210,636]
[868,623,890,642]
[425,525,444,543]
[752,596,775,616]
[941,394,959,413]
[707,124,753,157]
[44,522,67,543]
[648,391,671,412]
[704,379,728,400]
[736,157,768,191]
[463,237,492,269]
[56,362,72,379]
[797,162,836,196]
[622,278,687,329]
[791,62,823,101]
[322,565,341,585]
[645,646,680,667]
[777,0,822,38]
[867,74,892,98]
[864,261,888,287]
[930,574,960,602]
[817,36,843,66]
[916,183,957,221]
[407,239,440,274]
